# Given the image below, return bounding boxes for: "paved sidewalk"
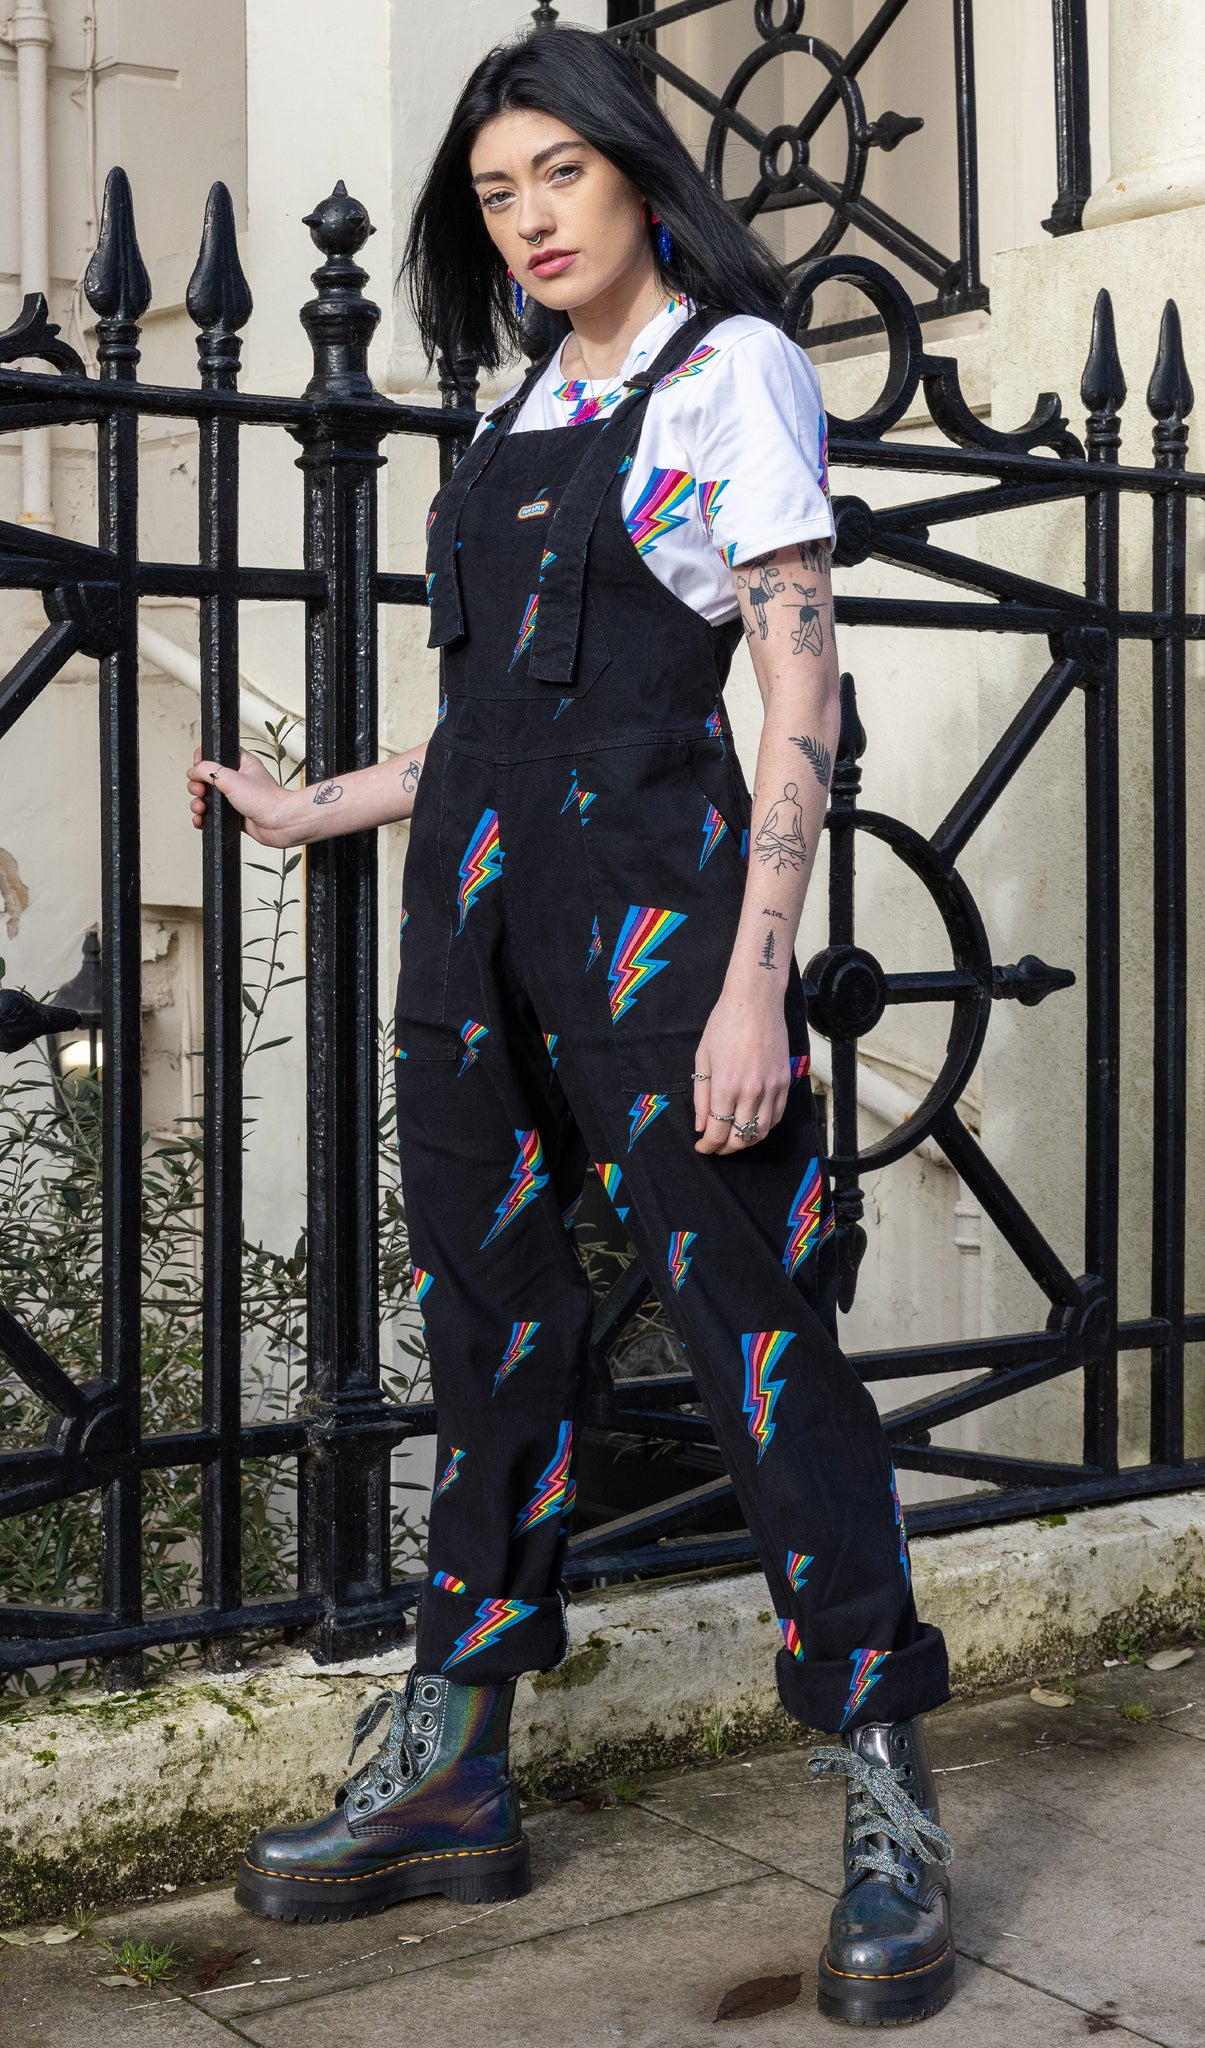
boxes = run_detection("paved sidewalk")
[3,1646,1201,2048]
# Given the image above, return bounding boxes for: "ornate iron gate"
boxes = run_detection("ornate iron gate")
[1,17,1201,1690]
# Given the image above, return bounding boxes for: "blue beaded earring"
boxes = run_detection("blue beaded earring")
[506,265,524,316]
[650,209,673,266]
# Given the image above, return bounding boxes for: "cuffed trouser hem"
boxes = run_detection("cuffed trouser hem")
[414,1582,569,1683]
[775,1620,951,1736]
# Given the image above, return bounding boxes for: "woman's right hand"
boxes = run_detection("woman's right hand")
[186,746,294,846]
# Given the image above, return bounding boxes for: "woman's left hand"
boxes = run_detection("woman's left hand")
[692,990,789,1154]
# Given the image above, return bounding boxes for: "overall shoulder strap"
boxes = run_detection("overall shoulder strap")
[426,338,562,649]
[527,304,731,687]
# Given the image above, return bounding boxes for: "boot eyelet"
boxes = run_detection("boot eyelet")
[419,1682,441,1704]
[377,1778,396,1798]
[902,1869,918,1886]
[416,1711,436,1731]
[413,1736,431,1756]
[352,1792,373,1813]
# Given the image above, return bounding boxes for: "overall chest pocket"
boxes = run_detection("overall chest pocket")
[444,478,615,704]
[393,745,460,1064]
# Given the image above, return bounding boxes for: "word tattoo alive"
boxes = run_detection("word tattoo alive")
[755,782,809,874]
[761,906,786,920]
[791,734,833,788]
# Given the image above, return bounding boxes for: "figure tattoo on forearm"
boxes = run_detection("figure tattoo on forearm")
[312,780,343,806]
[755,781,809,874]
[791,734,832,788]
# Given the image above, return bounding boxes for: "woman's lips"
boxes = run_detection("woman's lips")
[529,252,577,277]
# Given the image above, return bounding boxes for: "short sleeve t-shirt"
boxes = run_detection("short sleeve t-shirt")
[469,292,834,627]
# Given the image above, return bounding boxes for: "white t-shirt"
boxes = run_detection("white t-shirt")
[470,292,834,626]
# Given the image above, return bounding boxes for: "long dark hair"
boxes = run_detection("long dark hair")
[400,23,789,374]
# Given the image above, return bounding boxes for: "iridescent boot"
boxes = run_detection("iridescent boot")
[809,1716,955,2025]
[235,1668,529,1922]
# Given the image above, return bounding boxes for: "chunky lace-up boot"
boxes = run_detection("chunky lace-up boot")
[234,1668,528,1922]
[808,1717,954,2025]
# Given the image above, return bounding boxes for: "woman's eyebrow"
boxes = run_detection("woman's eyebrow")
[470,140,587,187]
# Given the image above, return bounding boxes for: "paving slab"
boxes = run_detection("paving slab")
[225,1870,1159,2048]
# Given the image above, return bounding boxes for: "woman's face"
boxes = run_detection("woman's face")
[468,107,654,312]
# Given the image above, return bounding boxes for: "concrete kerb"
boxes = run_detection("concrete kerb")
[0,1491,1201,1927]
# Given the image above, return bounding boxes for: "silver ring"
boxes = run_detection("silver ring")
[708,1110,734,1124]
[733,1116,760,1141]
[691,1071,711,1082]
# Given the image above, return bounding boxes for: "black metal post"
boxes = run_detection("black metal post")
[1146,301,1192,1465]
[186,182,254,1671]
[83,168,152,1691]
[290,185,398,1661]
[1044,0,1092,236]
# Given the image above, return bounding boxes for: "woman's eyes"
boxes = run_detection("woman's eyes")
[481,163,582,211]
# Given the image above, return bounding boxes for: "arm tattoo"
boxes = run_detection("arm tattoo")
[761,906,786,920]
[734,553,787,641]
[796,539,832,573]
[759,930,778,970]
[791,734,833,788]
[789,582,827,658]
[400,758,422,793]
[312,780,343,806]
[754,781,808,874]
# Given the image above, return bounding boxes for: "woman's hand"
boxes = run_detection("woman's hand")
[693,989,789,1155]
[186,746,293,846]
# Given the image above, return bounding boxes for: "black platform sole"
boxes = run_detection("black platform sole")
[233,1834,531,1924]
[817,1942,955,2026]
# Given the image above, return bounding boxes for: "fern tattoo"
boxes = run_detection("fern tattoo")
[791,733,833,789]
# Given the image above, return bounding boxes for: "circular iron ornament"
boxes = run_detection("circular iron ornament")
[704,32,867,267]
[754,0,807,37]
[805,809,994,1177]
[786,256,926,439]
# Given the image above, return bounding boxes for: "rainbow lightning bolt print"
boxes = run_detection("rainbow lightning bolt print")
[789,1052,811,1086]
[628,1093,669,1149]
[543,1032,559,1068]
[741,1330,795,1462]
[411,1266,434,1310]
[442,1597,537,1671]
[705,705,725,751]
[432,1569,466,1594]
[786,1548,814,1593]
[585,914,602,971]
[668,1229,696,1292]
[697,477,729,544]
[508,592,539,670]
[653,343,719,392]
[780,1617,804,1661]
[595,1162,629,1222]
[699,804,728,869]
[624,468,696,556]
[513,1420,573,1535]
[607,906,687,1021]
[841,1649,889,1729]
[493,1320,540,1396]
[891,1468,910,1587]
[456,808,503,932]
[481,1129,549,1247]
[458,1019,488,1075]
[783,1158,824,1278]
[433,1447,464,1499]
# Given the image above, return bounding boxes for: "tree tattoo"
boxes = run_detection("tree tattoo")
[400,758,422,793]
[755,782,809,874]
[791,733,833,788]
[312,780,344,806]
[759,930,777,970]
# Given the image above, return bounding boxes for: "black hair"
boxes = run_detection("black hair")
[399,22,790,375]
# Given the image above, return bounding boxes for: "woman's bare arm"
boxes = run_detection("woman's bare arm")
[187,738,431,847]
[693,538,840,1155]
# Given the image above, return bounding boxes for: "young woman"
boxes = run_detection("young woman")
[186,24,957,2028]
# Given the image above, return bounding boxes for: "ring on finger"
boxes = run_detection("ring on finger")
[733,1115,760,1142]
[691,1071,711,1082]
[708,1109,734,1125]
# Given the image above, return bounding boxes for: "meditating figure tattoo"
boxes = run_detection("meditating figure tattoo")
[755,782,809,874]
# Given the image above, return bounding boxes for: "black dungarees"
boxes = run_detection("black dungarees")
[395,307,950,1734]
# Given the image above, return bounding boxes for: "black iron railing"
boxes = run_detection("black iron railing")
[591,0,1093,344]
[1,144,1201,1685]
